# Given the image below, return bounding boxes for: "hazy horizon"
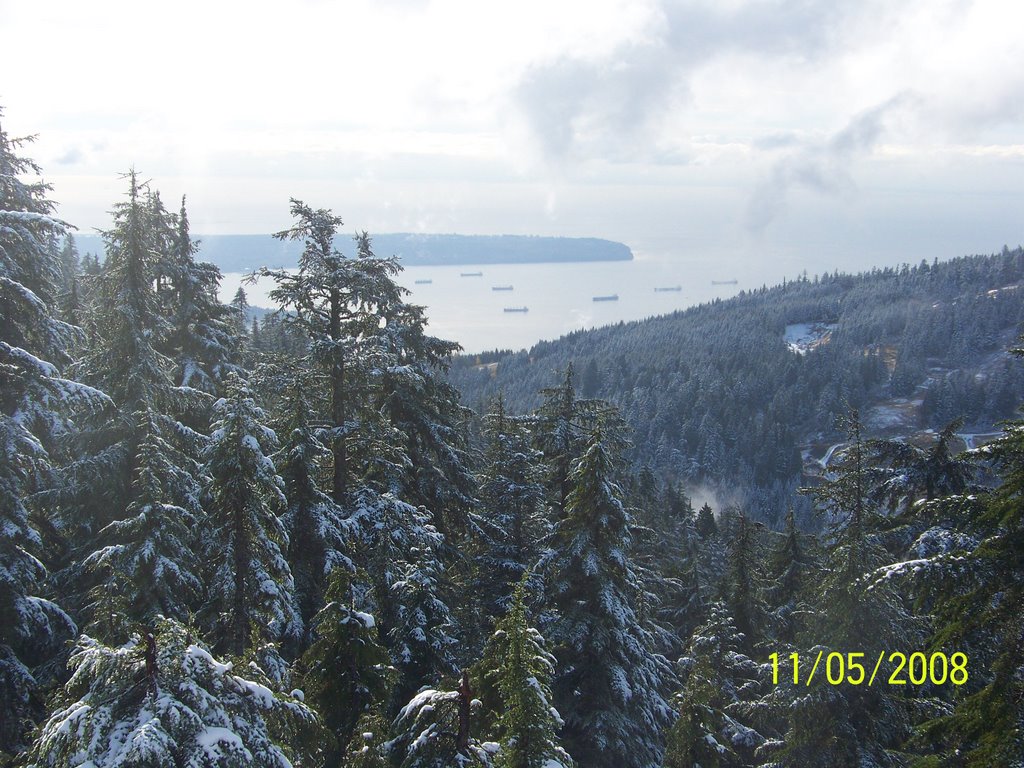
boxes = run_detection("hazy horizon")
[2,0,1022,269]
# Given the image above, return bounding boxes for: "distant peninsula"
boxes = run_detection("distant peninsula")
[74,233,633,271]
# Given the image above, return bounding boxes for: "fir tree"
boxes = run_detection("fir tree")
[542,427,674,768]
[534,364,614,519]
[0,109,98,755]
[371,285,475,545]
[482,578,573,768]
[788,410,925,766]
[82,407,203,630]
[386,672,496,768]
[909,368,1024,764]
[763,507,815,647]
[274,373,354,629]
[161,195,240,395]
[695,502,717,538]
[723,509,764,654]
[52,173,207,632]
[662,601,765,768]
[262,201,404,503]
[474,393,548,620]
[24,618,321,768]
[201,375,301,656]
[297,568,394,763]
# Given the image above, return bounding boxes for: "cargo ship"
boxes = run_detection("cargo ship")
[711,279,738,285]
[655,286,682,292]
[503,307,529,313]
[492,285,514,291]
[592,294,619,302]
[414,279,433,285]
[460,271,483,277]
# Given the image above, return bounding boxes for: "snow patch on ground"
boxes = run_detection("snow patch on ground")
[784,323,836,355]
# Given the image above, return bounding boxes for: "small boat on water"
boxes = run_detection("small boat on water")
[503,307,528,313]
[593,294,619,302]
[655,286,682,292]
[461,271,483,277]
[492,285,514,291]
[414,279,433,285]
[712,279,738,285]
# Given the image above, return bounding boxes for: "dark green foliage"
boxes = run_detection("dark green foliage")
[543,426,674,768]
[474,394,548,621]
[695,502,718,537]
[908,367,1024,764]
[662,602,765,768]
[201,376,300,656]
[480,578,572,768]
[298,569,394,763]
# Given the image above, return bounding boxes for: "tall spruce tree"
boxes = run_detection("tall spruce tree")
[542,426,674,768]
[787,410,924,766]
[54,172,207,631]
[201,375,301,656]
[297,568,394,764]
[534,365,613,520]
[273,373,354,630]
[0,108,94,756]
[161,196,239,395]
[909,362,1024,764]
[662,601,766,768]
[482,578,573,768]
[474,393,547,621]
[261,201,404,503]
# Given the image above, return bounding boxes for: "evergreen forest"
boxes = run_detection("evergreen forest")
[3,108,1023,767]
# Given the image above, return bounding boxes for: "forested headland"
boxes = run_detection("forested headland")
[3,108,1023,767]
[74,232,634,273]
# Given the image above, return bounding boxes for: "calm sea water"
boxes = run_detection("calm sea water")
[218,240,865,354]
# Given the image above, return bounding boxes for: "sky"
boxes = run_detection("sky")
[2,0,1023,268]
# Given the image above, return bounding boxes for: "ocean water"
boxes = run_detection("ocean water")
[217,240,860,354]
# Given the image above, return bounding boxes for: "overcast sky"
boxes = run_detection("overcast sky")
[2,0,1022,267]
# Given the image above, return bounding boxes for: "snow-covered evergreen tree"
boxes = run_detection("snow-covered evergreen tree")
[542,426,674,768]
[908,372,1024,764]
[274,374,354,629]
[24,618,322,768]
[161,196,239,395]
[0,109,101,755]
[763,506,815,647]
[201,375,301,656]
[261,201,404,503]
[723,510,765,654]
[482,578,573,768]
[787,410,925,766]
[52,172,207,632]
[83,407,203,628]
[386,672,496,768]
[298,568,394,763]
[474,394,548,621]
[662,601,765,768]
[534,365,614,519]
[389,546,461,703]
[369,276,476,544]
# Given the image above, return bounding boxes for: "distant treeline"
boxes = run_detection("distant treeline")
[75,232,633,271]
[450,248,1024,526]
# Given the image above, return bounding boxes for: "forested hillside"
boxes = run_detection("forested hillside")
[3,109,1023,767]
[451,252,1024,525]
